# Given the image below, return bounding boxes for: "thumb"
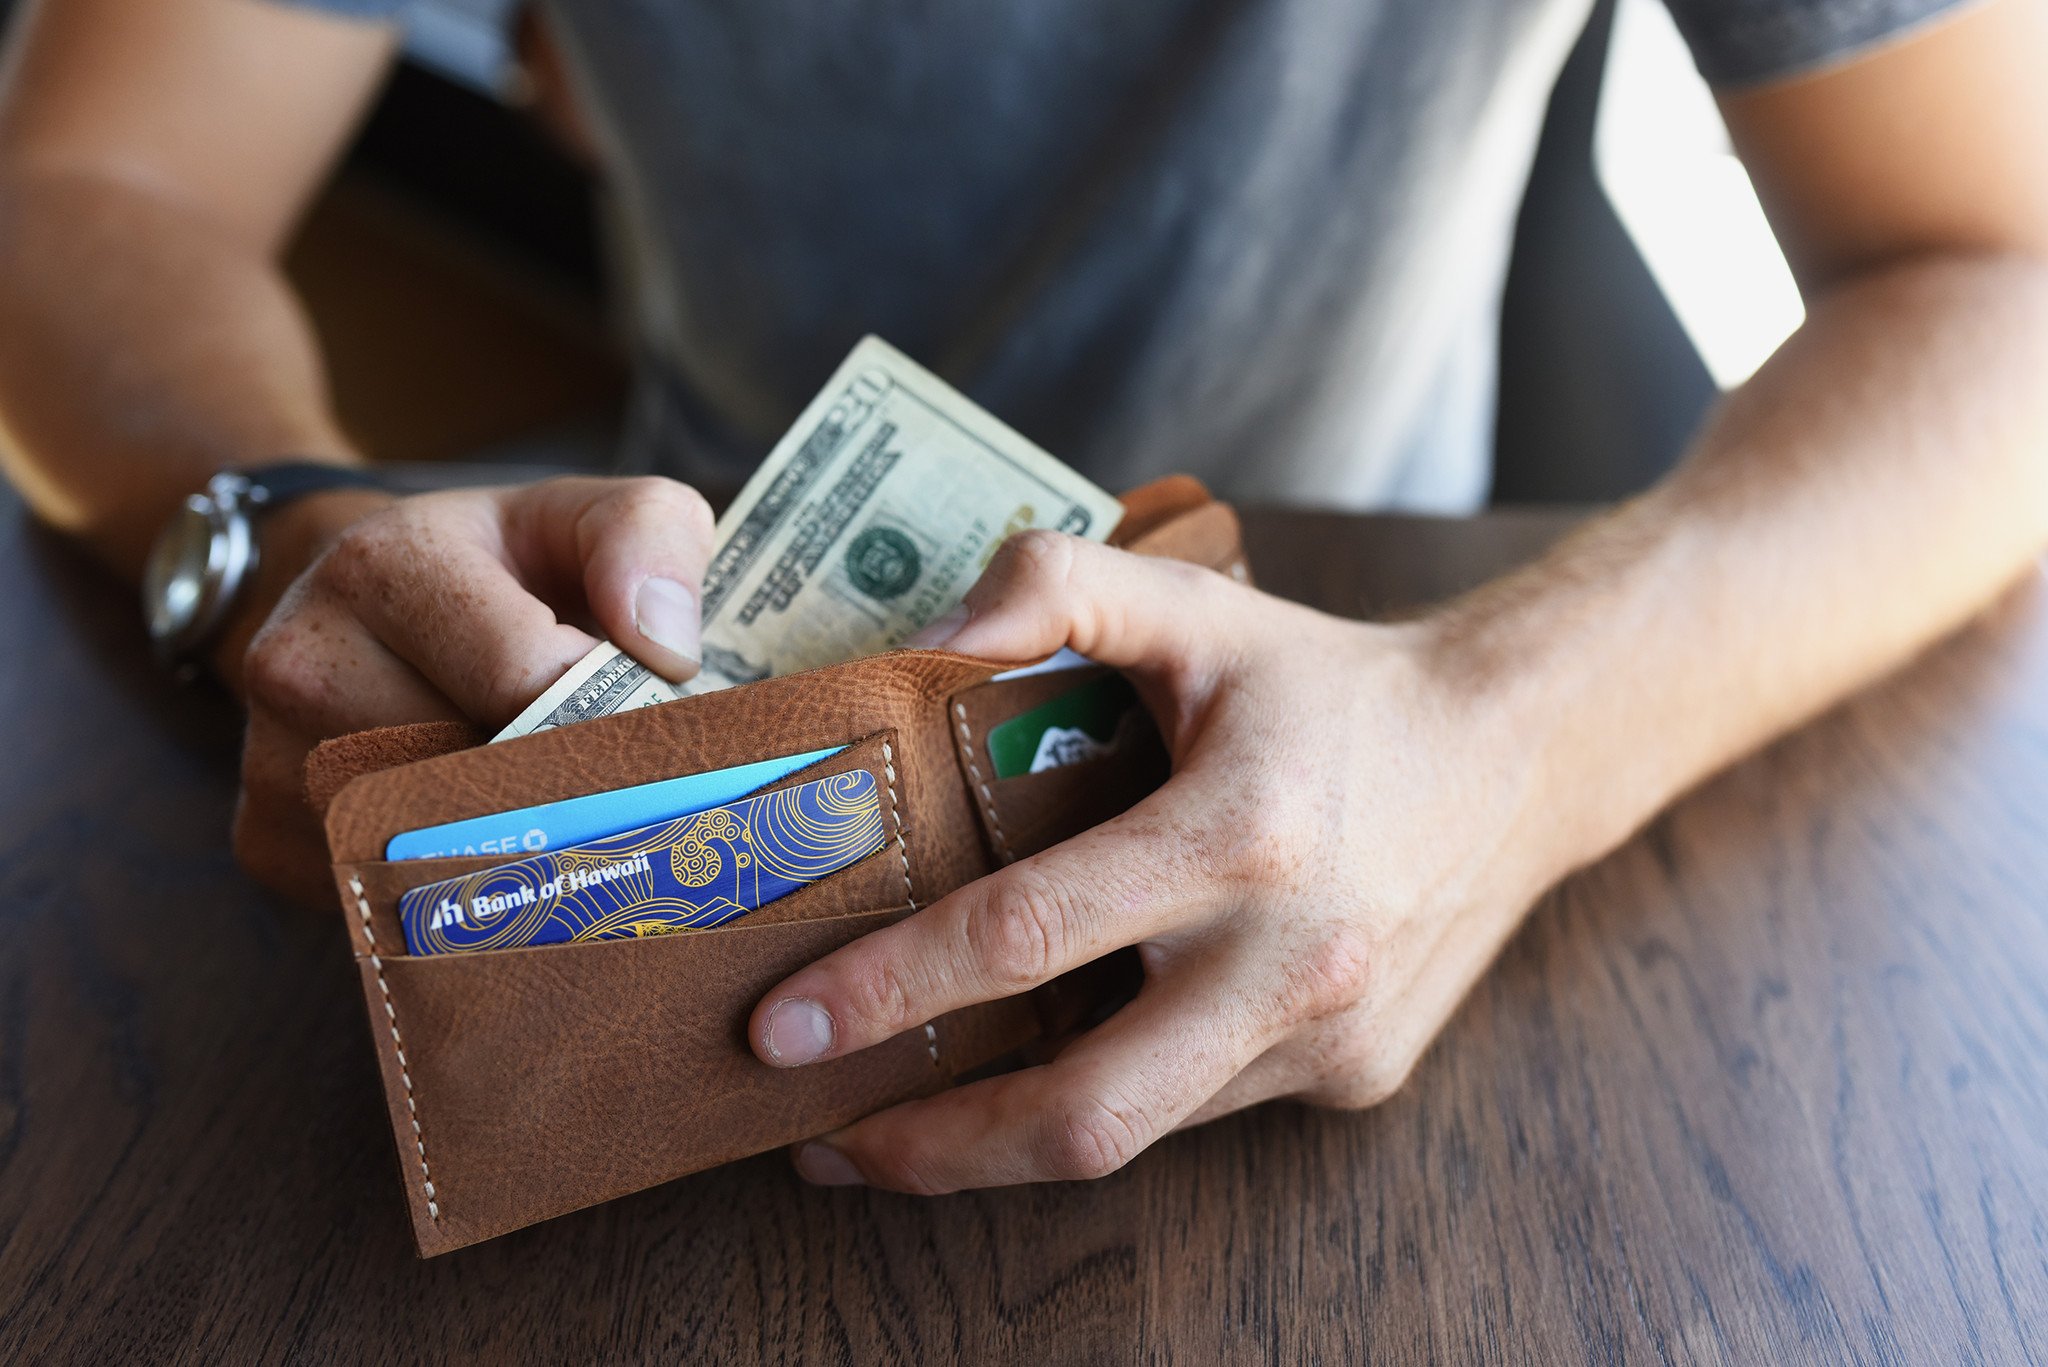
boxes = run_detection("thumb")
[904,530,1237,678]
[507,476,717,682]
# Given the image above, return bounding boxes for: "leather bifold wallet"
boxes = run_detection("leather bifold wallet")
[307,475,1251,1256]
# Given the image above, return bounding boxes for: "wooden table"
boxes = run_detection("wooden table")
[3,493,2044,1365]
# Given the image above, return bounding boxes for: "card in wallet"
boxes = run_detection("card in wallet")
[310,475,1251,1255]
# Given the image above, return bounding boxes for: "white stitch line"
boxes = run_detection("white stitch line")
[349,875,441,1223]
[879,740,942,1070]
[952,702,1013,864]
[880,740,915,909]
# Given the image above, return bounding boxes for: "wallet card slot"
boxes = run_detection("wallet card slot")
[334,732,910,958]
[343,847,911,964]
[945,668,1170,865]
[968,759,1167,862]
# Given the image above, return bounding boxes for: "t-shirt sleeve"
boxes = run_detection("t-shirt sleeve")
[1661,0,1983,86]
[276,0,408,17]
[270,0,518,94]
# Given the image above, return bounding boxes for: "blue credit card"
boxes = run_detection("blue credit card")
[383,746,843,860]
[398,770,887,955]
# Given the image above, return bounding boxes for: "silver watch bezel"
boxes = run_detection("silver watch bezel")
[142,472,258,669]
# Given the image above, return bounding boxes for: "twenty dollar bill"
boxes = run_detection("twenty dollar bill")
[496,336,1122,740]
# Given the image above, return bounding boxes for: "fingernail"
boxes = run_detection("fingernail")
[634,577,700,664]
[762,996,835,1066]
[903,604,971,650]
[794,1141,865,1186]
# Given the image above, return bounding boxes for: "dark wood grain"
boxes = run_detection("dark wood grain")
[2,491,2044,1364]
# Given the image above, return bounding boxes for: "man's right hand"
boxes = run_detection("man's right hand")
[230,475,715,905]
[0,8,725,905]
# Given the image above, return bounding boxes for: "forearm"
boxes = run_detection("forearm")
[0,165,359,579]
[1432,252,2048,888]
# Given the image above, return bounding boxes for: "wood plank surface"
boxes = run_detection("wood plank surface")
[1,491,2042,1364]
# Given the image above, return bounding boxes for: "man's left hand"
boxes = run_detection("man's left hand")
[747,530,1559,1192]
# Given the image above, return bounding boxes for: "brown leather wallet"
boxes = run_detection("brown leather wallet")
[307,475,1251,1256]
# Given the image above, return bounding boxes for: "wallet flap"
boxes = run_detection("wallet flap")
[307,720,483,817]
[1109,473,1213,545]
[1123,499,1251,583]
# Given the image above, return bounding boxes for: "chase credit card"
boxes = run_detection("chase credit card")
[398,770,885,955]
[383,747,842,860]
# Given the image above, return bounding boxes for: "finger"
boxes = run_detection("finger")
[231,709,336,906]
[750,792,1214,1067]
[238,586,464,907]
[1176,992,1419,1127]
[241,583,464,738]
[905,531,1241,681]
[510,476,716,683]
[319,496,599,725]
[794,959,1272,1193]
[1171,1009,1356,1130]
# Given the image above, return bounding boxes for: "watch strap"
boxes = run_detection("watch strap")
[240,461,388,511]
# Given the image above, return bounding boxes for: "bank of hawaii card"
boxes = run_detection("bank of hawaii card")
[398,771,886,956]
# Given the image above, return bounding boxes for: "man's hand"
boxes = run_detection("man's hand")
[747,531,1560,1192]
[232,476,714,904]
[739,0,2048,1189]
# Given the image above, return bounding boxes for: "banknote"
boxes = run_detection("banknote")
[496,336,1121,740]
[494,639,684,739]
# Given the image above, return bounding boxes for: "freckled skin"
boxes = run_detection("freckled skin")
[230,478,715,904]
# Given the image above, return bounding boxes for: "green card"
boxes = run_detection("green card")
[985,673,1141,779]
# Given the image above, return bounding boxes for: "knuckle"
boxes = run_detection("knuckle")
[241,625,322,714]
[839,952,917,1036]
[618,476,713,529]
[1038,1093,1147,1182]
[1297,1011,1409,1111]
[968,874,1075,992]
[857,1141,949,1197]
[1309,1055,1411,1112]
[997,528,1076,590]
[313,517,394,598]
[1275,923,1378,1025]
[466,644,549,720]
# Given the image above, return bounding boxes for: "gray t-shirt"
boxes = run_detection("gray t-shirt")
[299,0,1966,510]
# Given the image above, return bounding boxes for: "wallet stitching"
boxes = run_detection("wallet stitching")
[880,740,941,1069]
[951,702,1014,865]
[881,738,916,909]
[349,874,441,1224]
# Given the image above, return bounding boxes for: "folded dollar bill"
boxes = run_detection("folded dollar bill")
[497,335,1122,741]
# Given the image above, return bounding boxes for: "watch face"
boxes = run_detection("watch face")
[142,500,219,645]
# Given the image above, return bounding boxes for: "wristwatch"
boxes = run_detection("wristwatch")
[141,462,386,672]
